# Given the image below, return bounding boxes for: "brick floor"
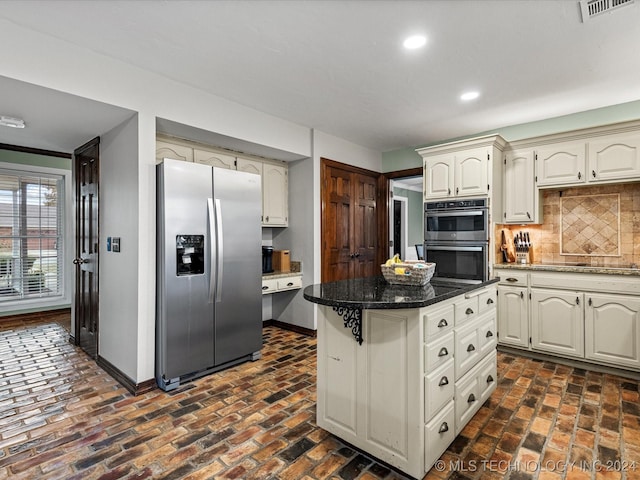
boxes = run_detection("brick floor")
[0,319,639,479]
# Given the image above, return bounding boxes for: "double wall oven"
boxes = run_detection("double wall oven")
[424,198,489,283]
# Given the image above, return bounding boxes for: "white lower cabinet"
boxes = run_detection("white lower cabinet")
[585,293,640,369]
[530,288,584,358]
[497,285,529,347]
[496,268,640,373]
[317,284,497,479]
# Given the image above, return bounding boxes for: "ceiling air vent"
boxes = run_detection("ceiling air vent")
[580,0,635,22]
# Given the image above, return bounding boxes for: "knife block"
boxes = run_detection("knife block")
[516,245,532,264]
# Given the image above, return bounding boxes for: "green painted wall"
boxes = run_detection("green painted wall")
[0,150,72,170]
[393,186,423,247]
[382,99,640,172]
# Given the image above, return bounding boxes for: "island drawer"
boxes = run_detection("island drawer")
[454,312,495,380]
[424,359,455,420]
[477,287,497,314]
[425,400,455,472]
[455,296,479,325]
[455,351,497,435]
[424,331,454,372]
[277,276,302,290]
[423,303,454,340]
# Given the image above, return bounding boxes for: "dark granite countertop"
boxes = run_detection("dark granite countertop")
[303,276,498,310]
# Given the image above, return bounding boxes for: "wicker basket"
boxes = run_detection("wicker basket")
[381,260,436,286]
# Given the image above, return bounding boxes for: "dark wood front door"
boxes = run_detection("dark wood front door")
[321,158,380,282]
[73,137,100,359]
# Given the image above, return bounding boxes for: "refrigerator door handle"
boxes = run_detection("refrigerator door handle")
[214,198,224,303]
[207,198,216,304]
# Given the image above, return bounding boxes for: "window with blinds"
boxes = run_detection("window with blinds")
[0,170,64,302]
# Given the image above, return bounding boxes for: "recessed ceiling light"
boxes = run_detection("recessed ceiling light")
[0,115,26,128]
[460,91,480,101]
[403,35,427,50]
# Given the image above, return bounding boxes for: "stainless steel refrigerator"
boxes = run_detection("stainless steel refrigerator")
[156,158,262,391]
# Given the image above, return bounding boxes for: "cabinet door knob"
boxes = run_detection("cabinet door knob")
[465,307,474,315]
[486,330,494,338]
[438,347,449,357]
[467,393,476,403]
[520,291,524,299]
[526,211,531,219]
[266,216,269,222]
[487,374,494,383]
[589,297,592,307]
[576,296,580,305]
[438,422,449,434]
[578,171,582,180]
[439,376,449,387]
[467,344,476,352]
[448,188,451,195]
[437,319,448,328]
[487,298,494,305]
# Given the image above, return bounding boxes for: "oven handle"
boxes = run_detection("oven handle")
[426,245,484,252]
[426,210,485,217]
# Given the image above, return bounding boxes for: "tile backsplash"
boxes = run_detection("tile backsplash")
[496,183,640,267]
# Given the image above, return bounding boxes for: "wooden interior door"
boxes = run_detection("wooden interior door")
[321,158,380,282]
[73,137,100,359]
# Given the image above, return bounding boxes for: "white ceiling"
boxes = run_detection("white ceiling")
[1,0,640,154]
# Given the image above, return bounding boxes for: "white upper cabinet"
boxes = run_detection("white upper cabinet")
[535,142,586,187]
[263,162,288,227]
[156,140,193,163]
[423,149,488,199]
[424,155,453,199]
[157,137,289,228]
[236,156,263,176]
[588,131,640,182]
[455,147,489,197]
[503,149,537,223]
[193,149,236,169]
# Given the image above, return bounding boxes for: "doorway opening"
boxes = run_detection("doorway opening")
[385,172,423,262]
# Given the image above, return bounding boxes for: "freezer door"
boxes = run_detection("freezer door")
[212,168,262,365]
[157,159,215,381]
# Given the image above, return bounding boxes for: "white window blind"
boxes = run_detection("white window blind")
[0,170,64,302]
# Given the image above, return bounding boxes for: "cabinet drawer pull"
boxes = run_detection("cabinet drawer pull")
[287,282,294,287]
[438,347,449,357]
[438,422,449,434]
[526,211,531,219]
[506,277,518,282]
[468,393,476,403]
[576,296,580,305]
[467,344,476,352]
[465,307,474,315]
[589,297,592,307]
[487,374,494,383]
[520,291,524,299]
[486,298,494,305]
[262,286,269,290]
[438,376,449,387]
[486,330,494,338]
[592,170,596,178]
[578,171,582,180]
[437,319,448,328]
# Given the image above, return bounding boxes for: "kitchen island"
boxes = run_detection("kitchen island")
[303,277,499,479]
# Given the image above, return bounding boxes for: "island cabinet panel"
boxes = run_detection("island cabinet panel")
[314,282,498,479]
[531,288,584,358]
[317,309,359,437]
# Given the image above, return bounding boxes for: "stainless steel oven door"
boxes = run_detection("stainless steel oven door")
[425,209,489,243]
[425,243,488,283]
